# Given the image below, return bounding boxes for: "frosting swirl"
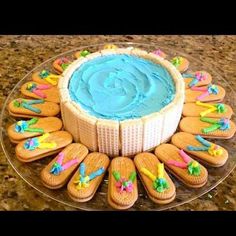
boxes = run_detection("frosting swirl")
[68,54,176,121]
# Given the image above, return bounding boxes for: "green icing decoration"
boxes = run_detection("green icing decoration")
[187,161,201,176]
[129,172,136,182]
[80,50,90,57]
[61,63,69,70]
[112,171,121,181]
[153,178,169,193]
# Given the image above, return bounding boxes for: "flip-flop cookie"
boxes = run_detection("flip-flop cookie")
[108,157,138,210]
[171,56,189,73]
[8,98,60,118]
[74,50,91,59]
[32,70,61,86]
[15,131,73,162]
[182,101,233,118]
[134,152,176,204]
[67,152,110,202]
[171,132,228,167]
[52,57,72,74]
[155,144,208,188]
[41,143,89,189]
[182,71,212,89]
[179,117,236,139]
[20,81,60,103]
[185,84,225,103]
[7,117,62,143]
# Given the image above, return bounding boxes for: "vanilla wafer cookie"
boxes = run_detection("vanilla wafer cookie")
[67,152,110,202]
[74,50,91,59]
[15,131,73,162]
[155,144,208,188]
[182,71,212,89]
[120,119,143,157]
[171,132,228,167]
[179,117,236,139]
[20,81,60,103]
[108,157,138,210]
[97,119,119,157]
[41,143,89,189]
[8,98,60,118]
[171,56,189,73]
[7,117,62,143]
[53,57,72,74]
[32,70,61,86]
[182,102,233,118]
[134,152,176,204]
[185,84,225,103]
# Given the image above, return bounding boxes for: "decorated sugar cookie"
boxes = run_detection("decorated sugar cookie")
[108,157,138,210]
[151,49,167,59]
[171,132,228,167]
[74,50,91,59]
[155,144,208,188]
[32,70,60,86]
[15,131,73,162]
[7,117,62,143]
[171,56,189,72]
[41,143,89,189]
[67,152,109,202]
[134,152,176,204]
[53,57,72,74]
[182,71,212,88]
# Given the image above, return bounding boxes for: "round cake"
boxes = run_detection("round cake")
[58,47,185,156]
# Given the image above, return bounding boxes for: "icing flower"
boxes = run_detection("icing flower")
[187,161,200,176]
[50,162,63,175]
[39,70,50,78]
[24,137,39,150]
[153,177,169,193]
[171,57,183,67]
[80,50,90,57]
[152,49,166,58]
[112,171,136,193]
[15,121,28,133]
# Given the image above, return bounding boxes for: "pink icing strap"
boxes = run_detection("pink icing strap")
[167,160,187,168]
[57,152,64,165]
[62,159,79,170]
[191,86,207,91]
[179,149,191,163]
[33,89,47,98]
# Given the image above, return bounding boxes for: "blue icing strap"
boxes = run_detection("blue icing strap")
[182,73,195,78]
[79,163,86,177]
[187,135,211,151]
[88,167,105,180]
[195,135,211,147]
[69,54,176,121]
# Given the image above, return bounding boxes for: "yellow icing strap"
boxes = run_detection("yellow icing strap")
[140,168,156,182]
[208,144,223,156]
[38,133,49,142]
[157,163,164,179]
[45,75,60,85]
[38,142,57,149]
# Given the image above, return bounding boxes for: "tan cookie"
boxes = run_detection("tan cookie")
[155,144,208,188]
[8,98,60,118]
[74,50,91,59]
[7,117,62,143]
[183,71,212,89]
[41,143,89,189]
[171,132,228,167]
[52,57,72,74]
[179,117,236,139]
[182,102,233,119]
[15,131,73,162]
[170,56,189,73]
[67,152,109,202]
[134,152,176,204]
[32,71,61,86]
[185,84,225,103]
[107,157,138,210]
[20,81,60,103]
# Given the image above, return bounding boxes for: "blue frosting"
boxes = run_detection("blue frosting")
[68,54,176,121]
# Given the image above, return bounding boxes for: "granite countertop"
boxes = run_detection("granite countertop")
[0,35,236,211]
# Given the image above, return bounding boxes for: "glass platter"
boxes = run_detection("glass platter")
[1,42,236,211]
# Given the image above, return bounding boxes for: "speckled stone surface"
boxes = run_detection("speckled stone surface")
[0,35,236,211]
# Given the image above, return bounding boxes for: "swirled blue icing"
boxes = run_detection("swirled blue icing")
[68,54,176,121]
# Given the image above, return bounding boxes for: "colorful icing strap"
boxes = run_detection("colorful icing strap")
[23,133,57,151]
[187,135,223,156]
[191,84,218,101]
[15,117,44,133]
[74,163,105,190]
[26,82,51,98]
[103,44,117,50]
[79,50,90,57]
[50,152,79,175]
[112,171,136,193]
[39,70,60,86]
[57,57,71,70]
[167,149,201,176]
[185,72,207,88]
[140,163,169,193]
[200,117,230,134]
[196,101,226,117]
[171,56,183,67]
[13,99,44,113]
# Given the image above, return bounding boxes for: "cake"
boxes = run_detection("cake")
[58,47,185,157]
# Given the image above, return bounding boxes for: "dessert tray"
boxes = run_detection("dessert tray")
[1,42,235,210]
